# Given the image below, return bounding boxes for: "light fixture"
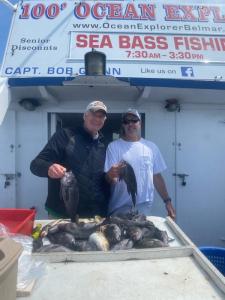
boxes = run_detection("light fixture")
[165,99,180,112]
[85,48,106,76]
[63,49,130,87]
[19,98,41,111]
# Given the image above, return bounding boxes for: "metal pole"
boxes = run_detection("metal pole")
[0,0,17,11]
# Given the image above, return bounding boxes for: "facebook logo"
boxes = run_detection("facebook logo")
[181,67,194,77]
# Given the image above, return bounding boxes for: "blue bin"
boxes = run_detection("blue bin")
[199,247,225,276]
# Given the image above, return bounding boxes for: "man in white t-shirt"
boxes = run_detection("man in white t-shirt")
[104,108,176,220]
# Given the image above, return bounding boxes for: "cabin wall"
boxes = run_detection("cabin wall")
[16,110,48,217]
[144,102,176,218]
[0,110,16,207]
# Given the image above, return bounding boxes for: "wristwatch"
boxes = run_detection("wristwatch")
[163,197,172,204]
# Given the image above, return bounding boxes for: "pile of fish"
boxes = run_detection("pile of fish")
[33,213,170,253]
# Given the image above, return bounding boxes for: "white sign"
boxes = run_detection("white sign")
[1,0,225,80]
[69,32,225,63]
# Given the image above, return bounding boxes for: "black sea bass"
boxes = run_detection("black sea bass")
[60,171,79,222]
[119,160,137,208]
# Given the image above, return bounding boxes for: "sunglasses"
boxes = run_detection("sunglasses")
[123,119,139,125]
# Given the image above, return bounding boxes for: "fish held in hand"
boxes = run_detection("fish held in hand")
[119,160,137,208]
[60,171,79,222]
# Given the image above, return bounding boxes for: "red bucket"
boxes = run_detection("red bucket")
[0,209,36,236]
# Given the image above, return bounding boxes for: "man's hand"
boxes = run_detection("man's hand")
[48,164,66,179]
[106,162,124,184]
[166,201,176,221]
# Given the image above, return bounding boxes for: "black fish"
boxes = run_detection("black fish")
[119,160,137,208]
[111,239,134,251]
[47,231,77,250]
[127,213,147,222]
[101,224,121,246]
[73,240,98,252]
[154,228,169,245]
[126,226,143,242]
[104,216,155,230]
[88,232,110,251]
[141,227,156,240]
[57,222,100,240]
[60,171,79,222]
[135,238,168,248]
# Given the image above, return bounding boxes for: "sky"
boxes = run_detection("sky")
[0,0,17,65]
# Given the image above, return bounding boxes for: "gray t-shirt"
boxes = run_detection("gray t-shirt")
[104,138,166,214]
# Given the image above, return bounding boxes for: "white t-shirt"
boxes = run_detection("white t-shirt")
[104,138,166,214]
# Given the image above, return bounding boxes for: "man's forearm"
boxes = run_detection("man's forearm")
[153,173,170,202]
[30,158,52,177]
[153,173,176,220]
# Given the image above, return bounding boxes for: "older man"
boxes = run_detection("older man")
[105,108,176,220]
[30,100,109,218]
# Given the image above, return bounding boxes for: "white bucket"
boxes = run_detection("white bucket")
[0,238,23,300]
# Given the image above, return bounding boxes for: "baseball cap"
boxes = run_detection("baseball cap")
[86,100,107,114]
[122,108,141,121]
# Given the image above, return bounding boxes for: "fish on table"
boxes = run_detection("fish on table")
[57,222,102,240]
[100,224,122,246]
[89,232,110,251]
[126,226,143,242]
[111,239,134,251]
[33,213,171,253]
[135,238,168,248]
[47,230,77,250]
